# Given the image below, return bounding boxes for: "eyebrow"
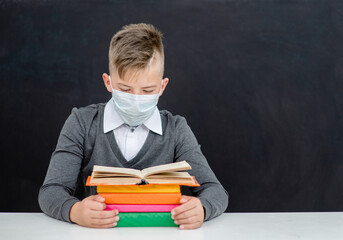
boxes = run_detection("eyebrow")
[142,85,157,89]
[118,83,157,89]
[118,83,132,88]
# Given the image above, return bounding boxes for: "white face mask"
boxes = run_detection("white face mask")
[109,76,163,126]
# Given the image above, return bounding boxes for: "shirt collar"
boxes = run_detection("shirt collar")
[103,99,163,135]
[103,99,125,133]
[144,107,162,135]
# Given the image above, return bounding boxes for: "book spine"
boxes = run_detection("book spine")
[116,212,178,227]
[105,204,180,212]
[99,193,181,204]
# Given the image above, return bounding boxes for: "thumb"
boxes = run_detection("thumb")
[86,195,105,202]
[180,195,193,204]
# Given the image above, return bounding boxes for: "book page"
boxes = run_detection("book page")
[92,173,138,177]
[146,171,192,179]
[147,177,196,185]
[92,165,142,178]
[141,161,191,178]
[91,177,142,185]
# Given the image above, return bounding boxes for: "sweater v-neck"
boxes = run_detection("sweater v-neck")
[99,105,156,168]
[105,130,155,168]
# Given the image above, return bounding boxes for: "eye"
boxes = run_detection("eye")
[120,88,130,92]
[143,90,154,93]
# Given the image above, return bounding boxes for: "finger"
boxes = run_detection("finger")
[84,200,106,211]
[104,208,120,215]
[111,209,119,215]
[179,222,202,230]
[90,216,118,226]
[174,215,199,225]
[171,199,197,217]
[179,195,193,204]
[94,195,105,202]
[90,210,119,219]
[173,209,198,221]
[90,221,118,229]
[86,195,105,202]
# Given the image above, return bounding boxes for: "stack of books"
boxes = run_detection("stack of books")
[86,161,199,227]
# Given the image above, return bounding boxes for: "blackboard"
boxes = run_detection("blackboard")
[1,0,343,212]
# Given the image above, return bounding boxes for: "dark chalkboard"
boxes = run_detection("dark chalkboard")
[1,0,343,212]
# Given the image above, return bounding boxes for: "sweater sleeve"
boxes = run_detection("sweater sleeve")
[174,117,229,221]
[38,108,85,222]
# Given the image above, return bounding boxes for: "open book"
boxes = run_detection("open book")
[89,161,199,186]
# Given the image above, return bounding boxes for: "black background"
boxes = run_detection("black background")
[1,0,343,213]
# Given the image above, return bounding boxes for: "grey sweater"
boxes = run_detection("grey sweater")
[38,103,228,222]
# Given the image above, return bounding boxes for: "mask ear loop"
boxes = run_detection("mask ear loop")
[109,75,115,91]
[159,79,164,95]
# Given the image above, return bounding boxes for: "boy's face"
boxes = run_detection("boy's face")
[103,53,169,96]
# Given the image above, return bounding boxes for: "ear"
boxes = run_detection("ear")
[103,73,112,93]
[159,77,169,96]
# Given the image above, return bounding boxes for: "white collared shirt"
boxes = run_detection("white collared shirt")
[103,99,162,161]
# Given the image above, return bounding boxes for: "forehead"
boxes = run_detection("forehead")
[113,52,164,85]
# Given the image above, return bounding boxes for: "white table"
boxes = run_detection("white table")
[0,212,342,240]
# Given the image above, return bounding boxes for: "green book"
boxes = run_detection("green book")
[116,212,178,227]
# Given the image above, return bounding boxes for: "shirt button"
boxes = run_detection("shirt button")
[131,128,135,132]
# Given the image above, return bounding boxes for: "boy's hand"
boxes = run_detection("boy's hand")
[70,195,119,228]
[171,195,204,230]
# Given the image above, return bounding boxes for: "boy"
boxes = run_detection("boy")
[38,23,228,229]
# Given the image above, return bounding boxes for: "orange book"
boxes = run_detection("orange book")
[97,184,180,193]
[98,192,182,204]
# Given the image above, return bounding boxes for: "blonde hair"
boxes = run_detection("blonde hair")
[108,23,164,79]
